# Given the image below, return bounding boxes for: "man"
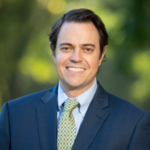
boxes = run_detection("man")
[0,8,150,150]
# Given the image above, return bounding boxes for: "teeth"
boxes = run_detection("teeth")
[67,67,85,72]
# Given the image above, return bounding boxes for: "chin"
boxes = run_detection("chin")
[67,82,82,88]
[64,80,84,89]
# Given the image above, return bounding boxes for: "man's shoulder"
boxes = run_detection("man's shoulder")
[6,85,57,109]
[96,81,148,115]
[108,93,149,117]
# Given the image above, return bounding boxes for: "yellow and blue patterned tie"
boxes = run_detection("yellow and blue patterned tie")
[57,99,79,150]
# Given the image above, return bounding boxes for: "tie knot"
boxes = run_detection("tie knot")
[63,99,79,112]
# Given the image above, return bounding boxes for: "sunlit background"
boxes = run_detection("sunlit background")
[0,0,150,112]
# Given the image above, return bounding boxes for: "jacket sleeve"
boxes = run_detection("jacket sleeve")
[0,102,10,150]
[128,112,150,150]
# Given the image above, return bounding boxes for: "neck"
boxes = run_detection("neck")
[60,80,95,98]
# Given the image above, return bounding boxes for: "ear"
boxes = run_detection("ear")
[52,50,56,63]
[50,43,56,62]
[52,50,55,57]
[98,45,107,66]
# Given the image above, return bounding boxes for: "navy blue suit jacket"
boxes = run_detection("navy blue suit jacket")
[0,82,150,150]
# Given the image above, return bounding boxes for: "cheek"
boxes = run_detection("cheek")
[54,53,70,68]
[54,53,63,64]
[86,55,100,68]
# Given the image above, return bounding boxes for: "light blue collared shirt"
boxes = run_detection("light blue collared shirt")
[57,79,97,135]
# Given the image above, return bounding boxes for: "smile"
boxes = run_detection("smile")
[67,67,85,72]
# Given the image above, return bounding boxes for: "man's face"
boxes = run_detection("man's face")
[53,22,106,92]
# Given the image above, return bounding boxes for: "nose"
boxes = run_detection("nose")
[70,49,83,62]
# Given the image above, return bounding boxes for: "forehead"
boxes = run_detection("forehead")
[57,21,100,46]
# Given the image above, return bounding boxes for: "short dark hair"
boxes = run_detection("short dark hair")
[49,8,108,58]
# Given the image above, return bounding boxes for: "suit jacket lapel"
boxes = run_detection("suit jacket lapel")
[36,85,58,150]
[72,82,110,150]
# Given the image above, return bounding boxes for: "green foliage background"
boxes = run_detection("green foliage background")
[0,0,150,111]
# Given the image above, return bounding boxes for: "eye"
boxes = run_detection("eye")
[84,48,93,52]
[61,47,71,51]
[86,48,92,51]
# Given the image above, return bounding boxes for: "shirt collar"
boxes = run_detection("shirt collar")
[58,78,97,116]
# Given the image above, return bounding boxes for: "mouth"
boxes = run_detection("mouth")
[67,67,85,72]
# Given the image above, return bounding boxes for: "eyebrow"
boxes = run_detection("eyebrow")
[59,43,95,48]
[59,43,73,48]
[82,44,95,48]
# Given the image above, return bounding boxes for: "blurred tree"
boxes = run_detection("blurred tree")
[0,0,59,108]
[97,0,150,110]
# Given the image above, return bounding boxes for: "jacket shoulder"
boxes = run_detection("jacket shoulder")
[108,93,149,116]
[6,85,57,109]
